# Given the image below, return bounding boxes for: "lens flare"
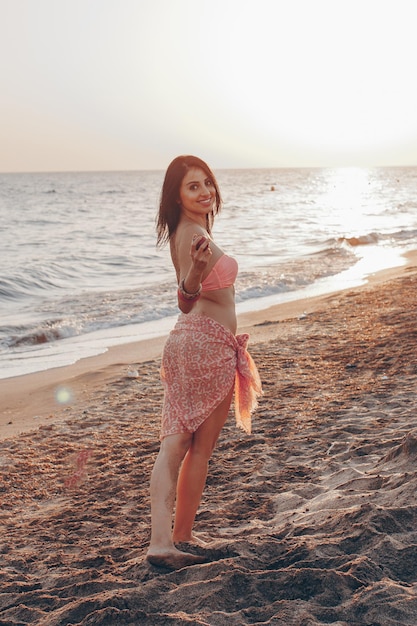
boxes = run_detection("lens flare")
[55,386,73,404]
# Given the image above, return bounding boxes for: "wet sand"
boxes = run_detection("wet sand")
[1,254,417,625]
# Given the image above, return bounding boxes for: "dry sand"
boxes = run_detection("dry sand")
[1,253,417,625]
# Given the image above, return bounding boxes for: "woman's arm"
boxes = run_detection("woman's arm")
[175,229,212,313]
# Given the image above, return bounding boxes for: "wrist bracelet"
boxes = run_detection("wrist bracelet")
[178,278,202,301]
[178,289,201,303]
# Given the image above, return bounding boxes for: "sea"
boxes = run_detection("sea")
[1,166,416,380]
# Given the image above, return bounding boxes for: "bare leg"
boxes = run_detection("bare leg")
[172,386,233,544]
[148,433,189,549]
[147,433,206,568]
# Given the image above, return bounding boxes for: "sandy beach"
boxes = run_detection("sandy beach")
[1,252,417,625]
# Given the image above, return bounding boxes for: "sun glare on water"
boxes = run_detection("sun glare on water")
[317,168,375,236]
[316,167,406,279]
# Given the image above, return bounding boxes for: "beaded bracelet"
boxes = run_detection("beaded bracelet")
[178,278,202,302]
[178,289,200,303]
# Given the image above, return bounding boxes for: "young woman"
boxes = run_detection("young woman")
[146,155,262,569]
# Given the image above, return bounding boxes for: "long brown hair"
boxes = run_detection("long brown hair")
[156,155,222,247]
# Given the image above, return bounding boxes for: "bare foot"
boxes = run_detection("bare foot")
[173,533,210,548]
[146,548,207,570]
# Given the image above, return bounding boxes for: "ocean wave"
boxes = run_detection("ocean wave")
[392,201,417,213]
[0,259,106,302]
[338,233,380,246]
[236,245,357,303]
[338,227,417,248]
[1,284,179,350]
[0,275,55,301]
[392,227,417,242]
[100,189,127,195]
[0,282,20,301]
[5,320,80,348]
[0,271,69,301]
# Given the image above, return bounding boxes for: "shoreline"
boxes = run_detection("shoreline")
[1,249,416,441]
[0,242,407,382]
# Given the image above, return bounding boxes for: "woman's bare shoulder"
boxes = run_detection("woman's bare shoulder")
[177,220,206,239]
[175,222,206,251]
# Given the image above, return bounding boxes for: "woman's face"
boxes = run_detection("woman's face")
[178,167,216,219]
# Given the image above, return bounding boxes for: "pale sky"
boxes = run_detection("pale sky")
[1,0,416,172]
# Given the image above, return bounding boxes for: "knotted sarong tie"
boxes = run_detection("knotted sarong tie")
[234,333,263,434]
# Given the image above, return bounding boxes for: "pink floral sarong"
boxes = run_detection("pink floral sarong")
[160,313,262,439]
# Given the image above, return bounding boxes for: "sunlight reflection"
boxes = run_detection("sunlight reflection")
[340,244,405,280]
[314,166,406,283]
[318,167,373,234]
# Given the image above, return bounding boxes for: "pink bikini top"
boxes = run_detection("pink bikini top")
[201,254,238,292]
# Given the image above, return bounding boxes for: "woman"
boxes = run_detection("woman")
[146,155,262,569]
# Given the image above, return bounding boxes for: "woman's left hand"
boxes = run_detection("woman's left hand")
[191,235,212,270]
